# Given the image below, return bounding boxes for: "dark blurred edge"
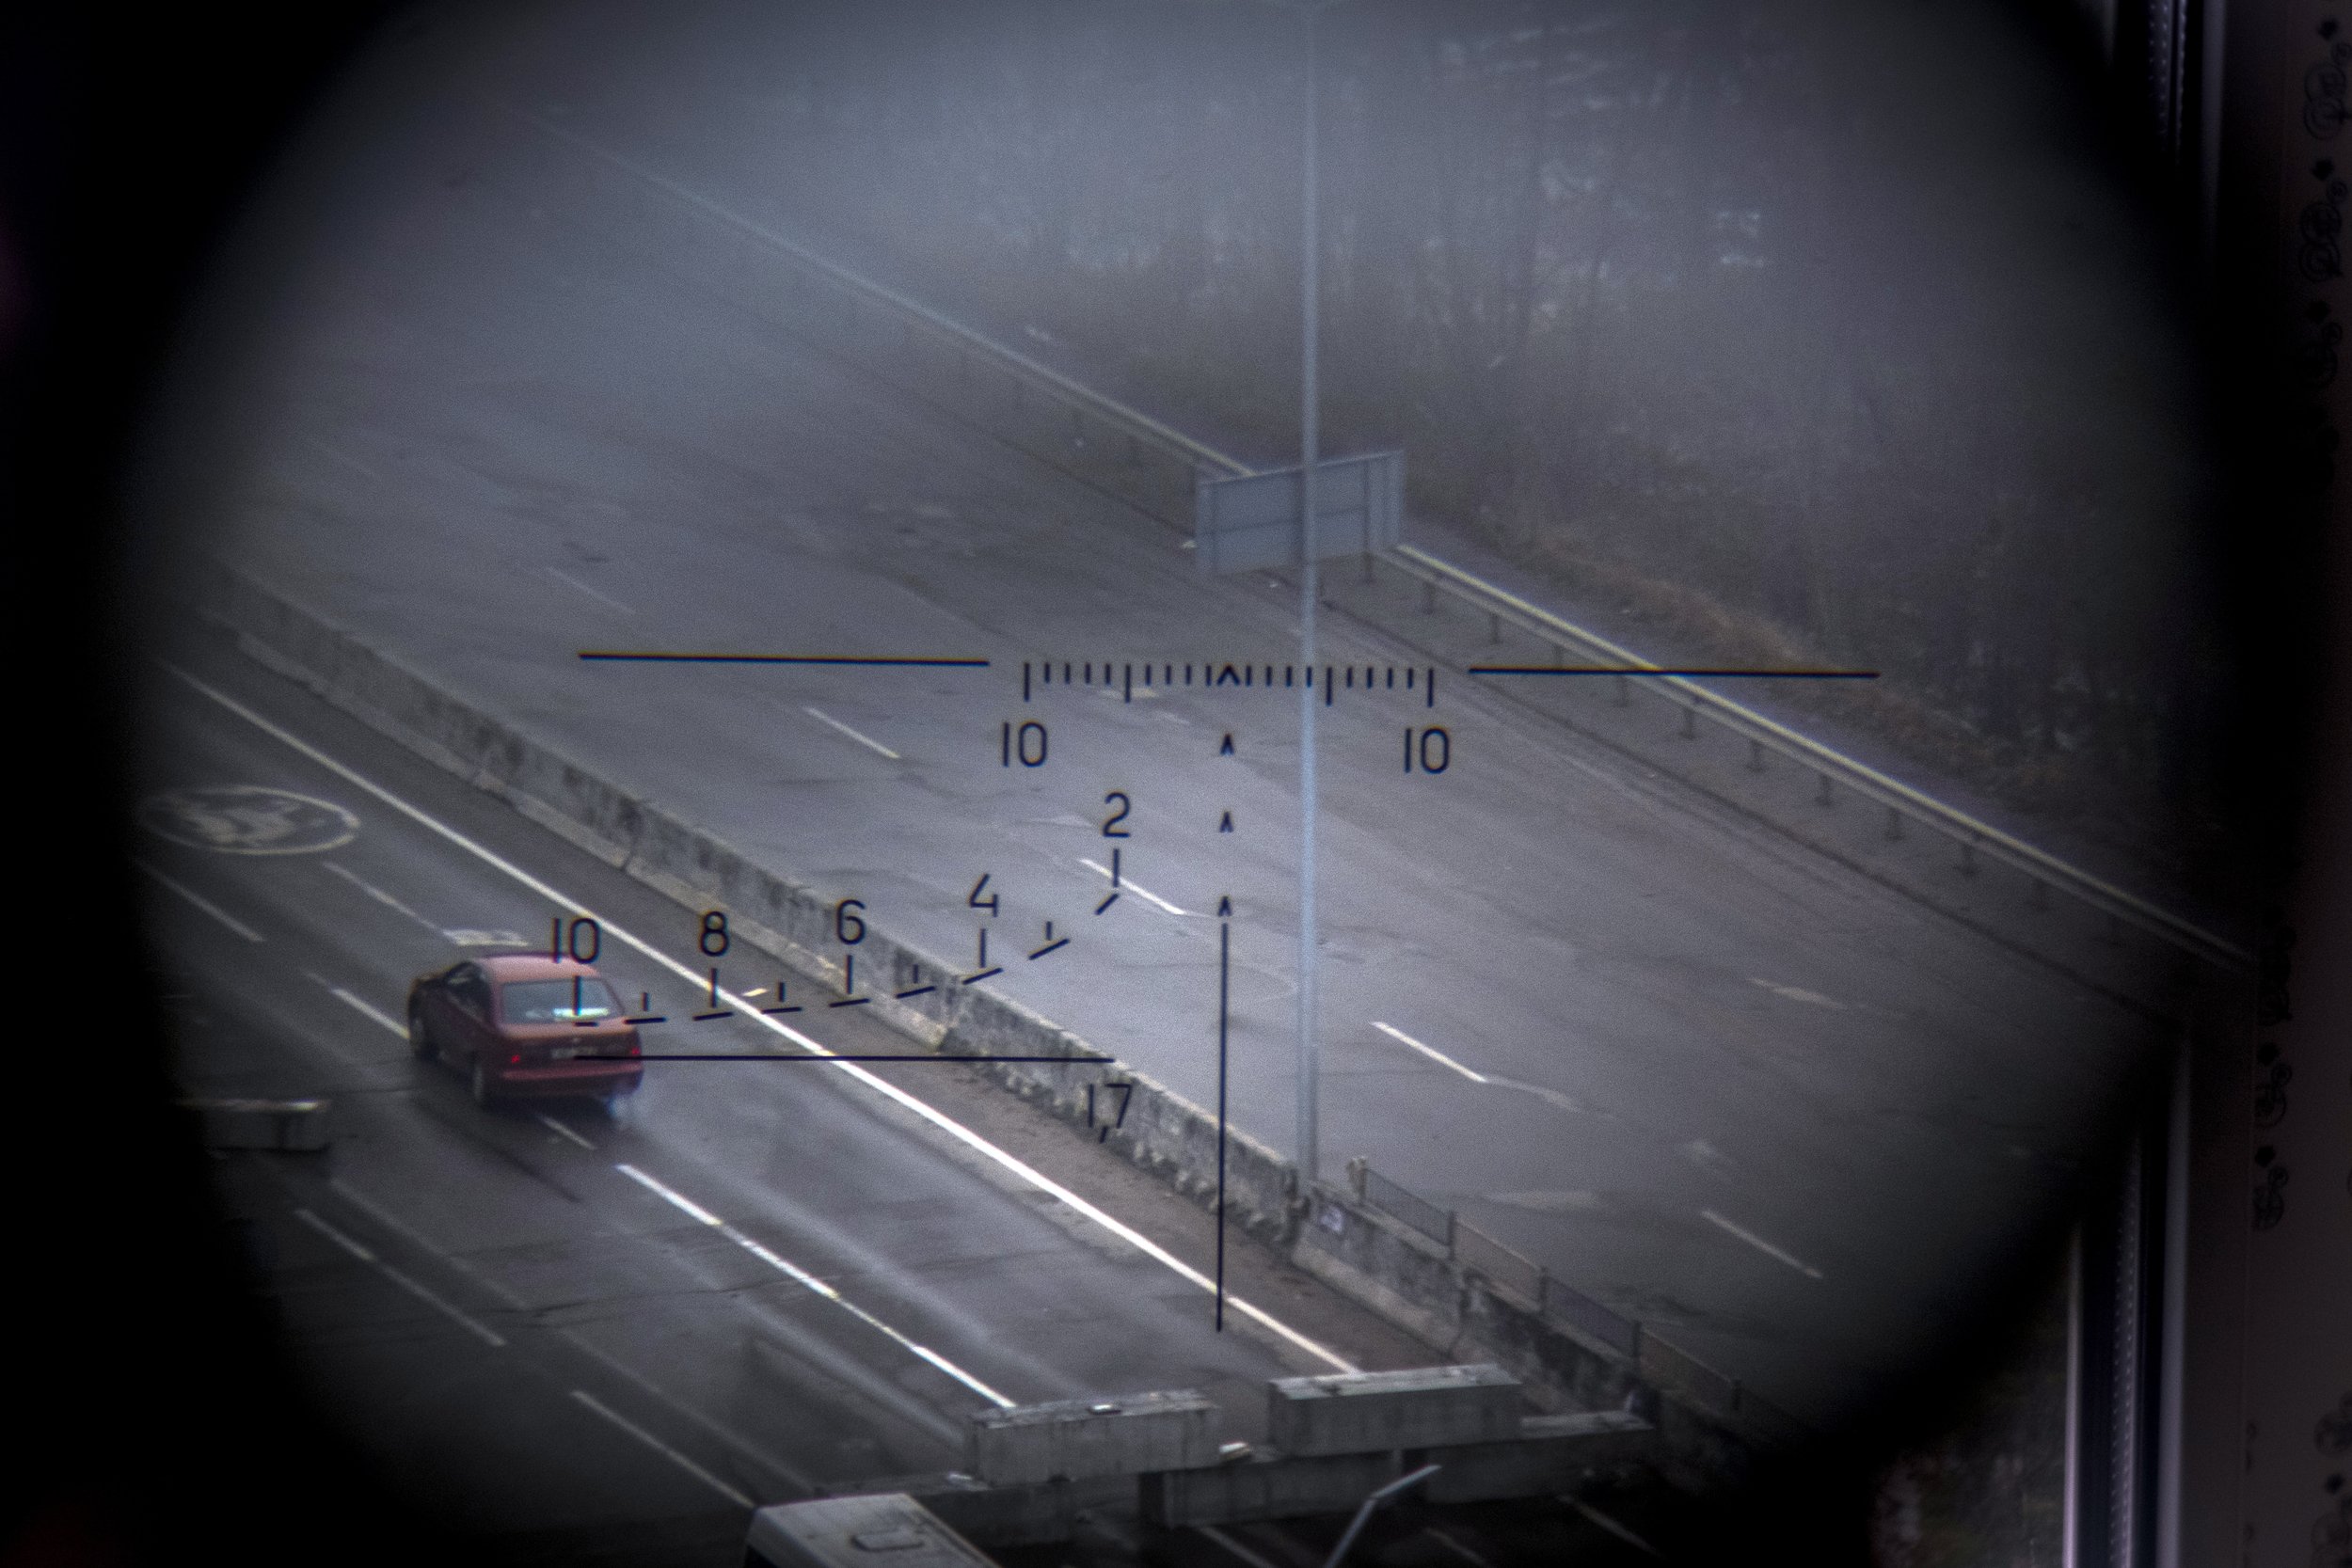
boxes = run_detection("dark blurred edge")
[0,2,2331,1565]
[0,6,470,1566]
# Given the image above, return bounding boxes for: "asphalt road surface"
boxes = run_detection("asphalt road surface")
[140,9,2161,1433]
[146,626,1710,1566]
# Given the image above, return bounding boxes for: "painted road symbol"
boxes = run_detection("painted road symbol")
[441,928,533,949]
[139,785,359,855]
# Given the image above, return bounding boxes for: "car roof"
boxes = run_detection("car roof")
[475,953,603,981]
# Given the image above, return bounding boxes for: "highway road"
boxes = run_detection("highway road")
[138,6,2165,1433]
[141,625,1695,1565]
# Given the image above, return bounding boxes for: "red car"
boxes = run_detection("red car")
[407,953,643,1112]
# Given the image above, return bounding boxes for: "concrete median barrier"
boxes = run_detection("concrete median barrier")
[183,1097,332,1151]
[192,561,1789,1489]
[1266,1365,1521,1456]
[967,1390,1219,1485]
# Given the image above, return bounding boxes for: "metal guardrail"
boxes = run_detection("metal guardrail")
[1638,1334,1741,1418]
[1359,1166,1454,1248]
[1377,546,2250,974]
[1343,1158,1800,1441]
[1540,1276,1641,1360]
[1453,1220,1544,1306]
[492,98,1249,484]
[503,97,2246,979]
[502,116,2207,1449]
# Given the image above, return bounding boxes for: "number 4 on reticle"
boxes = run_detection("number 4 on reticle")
[968,874,999,915]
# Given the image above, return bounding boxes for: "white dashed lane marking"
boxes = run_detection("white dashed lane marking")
[294,1207,508,1347]
[136,859,264,942]
[568,1388,755,1509]
[615,1163,1014,1409]
[1700,1208,1823,1280]
[170,662,1357,1376]
[803,705,900,760]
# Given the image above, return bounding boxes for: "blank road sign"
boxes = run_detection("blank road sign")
[1195,451,1404,575]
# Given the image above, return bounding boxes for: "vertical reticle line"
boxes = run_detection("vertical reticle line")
[1216,912,1231,1333]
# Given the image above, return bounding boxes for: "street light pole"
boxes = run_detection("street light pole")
[1295,0,1323,1187]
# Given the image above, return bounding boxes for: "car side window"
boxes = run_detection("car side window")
[448,964,489,1018]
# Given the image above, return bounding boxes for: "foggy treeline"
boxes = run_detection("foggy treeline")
[599,0,2223,877]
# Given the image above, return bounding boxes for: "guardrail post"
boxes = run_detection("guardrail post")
[1487,612,1502,644]
[1747,738,1765,772]
[1420,580,1436,613]
[1678,704,1696,738]
[1816,771,1835,807]
[1884,805,1903,841]
[1958,839,1977,877]
[1345,1155,1367,1201]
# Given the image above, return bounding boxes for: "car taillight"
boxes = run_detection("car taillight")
[509,1052,523,1066]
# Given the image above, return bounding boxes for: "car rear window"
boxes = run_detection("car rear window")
[501,977,625,1022]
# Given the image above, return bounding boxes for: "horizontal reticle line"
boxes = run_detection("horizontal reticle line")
[579,1053,1114,1064]
[580,652,989,667]
[1470,665,1878,678]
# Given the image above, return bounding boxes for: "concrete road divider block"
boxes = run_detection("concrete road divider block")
[745,1494,998,1567]
[184,1098,332,1151]
[199,564,1797,1485]
[876,1472,1133,1549]
[966,1389,1218,1485]
[1140,1449,1402,1528]
[1266,1364,1522,1457]
[1418,1410,1659,1503]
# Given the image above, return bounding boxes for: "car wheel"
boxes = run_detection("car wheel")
[599,1087,632,1126]
[408,1003,437,1061]
[469,1057,499,1109]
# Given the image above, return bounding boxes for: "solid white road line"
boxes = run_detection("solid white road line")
[568,1389,755,1510]
[293,1208,508,1347]
[1700,1209,1824,1280]
[535,1111,598,1150]
[305,436,382,483]
[1079,858,1186,915]
[328,1179,812,1492]
[1195,1524,1285,1568]
[803,705,900,760]
[1372,1022,1488,1084]
[1747,976,1846,1010]
[324,862,443,935]
[1422,1527,1500,1567]
[135,859,264,942]
[544,566,635,615]
[1567,1498,1663,1558]
[320,981,407,1038]
[171,662,1356,1374]
[615,1163,1014,1409]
